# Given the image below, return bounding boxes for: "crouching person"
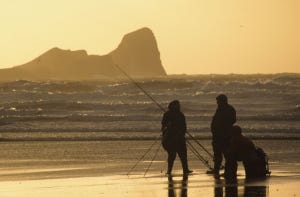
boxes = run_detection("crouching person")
[225,125,270,180]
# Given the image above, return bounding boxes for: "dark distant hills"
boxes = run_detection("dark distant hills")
[0,27,167,81]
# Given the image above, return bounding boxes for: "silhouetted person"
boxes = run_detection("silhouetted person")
[226,125,270,180]
[208,94,236,177]
[162,100,192,175]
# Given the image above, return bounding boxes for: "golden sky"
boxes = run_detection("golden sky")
[0,0,299,74]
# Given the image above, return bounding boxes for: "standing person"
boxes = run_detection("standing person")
[161,100,193,175]
[208,94,236,177]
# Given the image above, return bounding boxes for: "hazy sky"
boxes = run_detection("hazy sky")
[0,0,299,74]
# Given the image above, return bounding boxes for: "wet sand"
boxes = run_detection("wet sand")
[0,170,299,197]
[0,140,299,196]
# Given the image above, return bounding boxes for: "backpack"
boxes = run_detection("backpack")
[243,147,271,179]
[255,147,271,176]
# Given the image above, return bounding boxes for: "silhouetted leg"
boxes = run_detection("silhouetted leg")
[212,140,222,174]
[224,157,237,181]
[167,150,176,174]
[177,142,190,173]
[243,160,252,179]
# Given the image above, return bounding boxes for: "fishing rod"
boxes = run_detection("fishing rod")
[127,139,159,176]
[114,64,165,112]
[186,133,213,158]
[144,141,161,177]
[186,140,213,170]
[114,64,214,160]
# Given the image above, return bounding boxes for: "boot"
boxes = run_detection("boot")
[183,169,193,174]
[182,160,193,174]
[207,162,220,176]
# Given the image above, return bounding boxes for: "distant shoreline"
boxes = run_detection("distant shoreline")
[0,72,299,83]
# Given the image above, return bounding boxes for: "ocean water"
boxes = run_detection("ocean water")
[0,74,299,141]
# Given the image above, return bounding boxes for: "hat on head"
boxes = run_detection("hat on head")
[168,100,180,111]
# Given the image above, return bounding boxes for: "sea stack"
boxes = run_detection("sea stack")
[110,27,166,77]
[0,27,167,81]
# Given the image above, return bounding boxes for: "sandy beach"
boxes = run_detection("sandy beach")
[0,140,299,196]
[0,172,299,197]
[0,168,299,196]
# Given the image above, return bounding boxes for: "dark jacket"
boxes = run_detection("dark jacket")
[162,110,187,139]
[211,104,236,139]
[228,134,256,161]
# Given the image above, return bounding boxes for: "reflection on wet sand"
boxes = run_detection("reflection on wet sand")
[168,174,188,197]
[166,174,268,197]
[214,179,267,197]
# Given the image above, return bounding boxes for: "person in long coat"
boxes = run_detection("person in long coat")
[161,100,193,174]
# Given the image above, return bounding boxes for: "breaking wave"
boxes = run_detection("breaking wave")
[0,74,299,140]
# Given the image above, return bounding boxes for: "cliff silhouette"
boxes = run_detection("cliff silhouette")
[0,27,166,81]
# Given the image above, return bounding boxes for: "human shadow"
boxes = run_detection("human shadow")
[214,179,267,197]
[167,174,188,197]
